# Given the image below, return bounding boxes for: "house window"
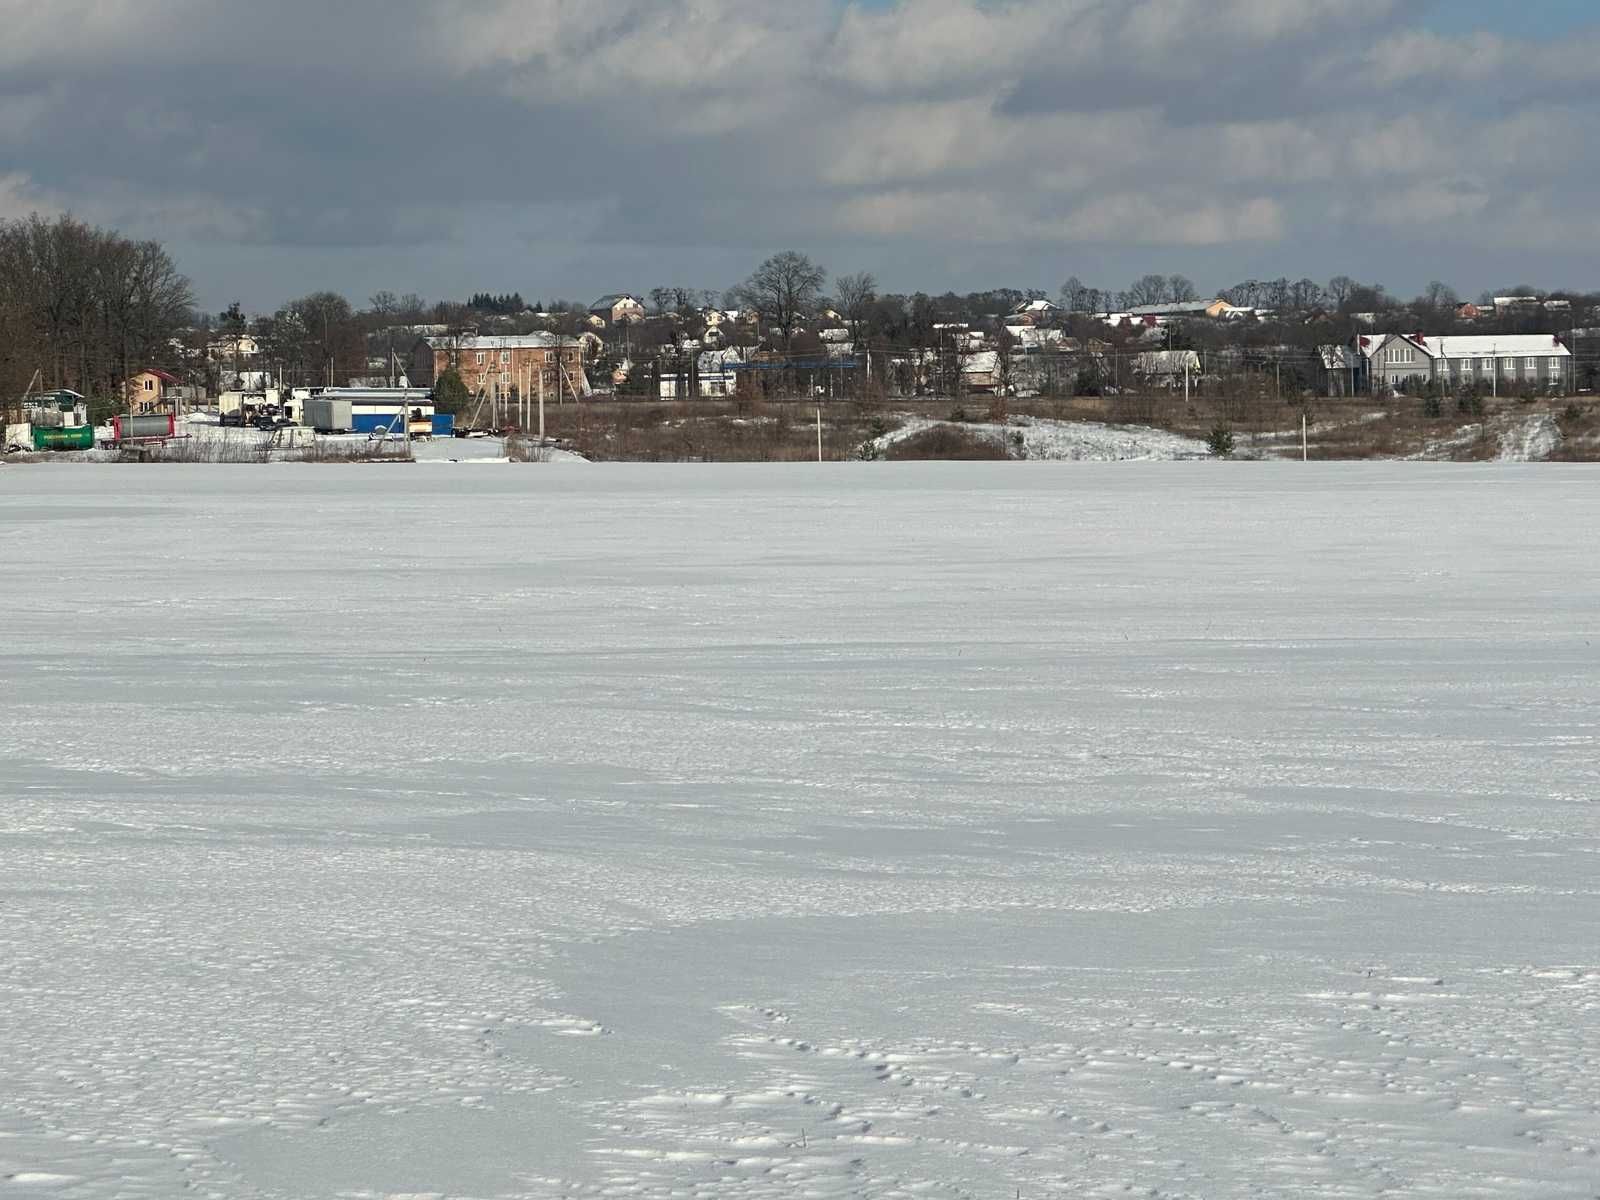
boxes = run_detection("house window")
[144,379,154,390]
[1524,357,1536,371]
[499,372,509,385]
[475,351,486,365]
[500,351,511,364]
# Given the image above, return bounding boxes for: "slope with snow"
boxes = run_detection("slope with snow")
[2,465,1598,1199]
[871,414,1209,460]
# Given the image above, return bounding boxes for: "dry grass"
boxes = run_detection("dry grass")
[1550,399,1600,461]
[85,391,1582,467]
[119,435,270,463]
[885,424,1010,461]
[116,434,410,463]
[506,436,555,462]
[538,398,879,462]
[286,440,411,463]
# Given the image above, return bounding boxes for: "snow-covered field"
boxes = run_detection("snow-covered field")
[3,464,1598,1199]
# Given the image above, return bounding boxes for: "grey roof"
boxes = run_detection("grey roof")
[1125,300,1217,317]
[423,334,561,350]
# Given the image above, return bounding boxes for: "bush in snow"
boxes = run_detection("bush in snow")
[887,424,1008,461]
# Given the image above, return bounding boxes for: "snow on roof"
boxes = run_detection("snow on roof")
[425,334,561,350]
[1010,327,1065,349]
[1427,334,1569,358]
[1125,300,1217,317]
[1357,332,1570,361]
[1355,332,1400,358]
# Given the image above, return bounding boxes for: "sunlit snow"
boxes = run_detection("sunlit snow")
[2,463,1597,1199]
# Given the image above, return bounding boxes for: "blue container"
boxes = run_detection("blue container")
[431,413,454,436]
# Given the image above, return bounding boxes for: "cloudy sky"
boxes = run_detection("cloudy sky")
[4,0,1597,312]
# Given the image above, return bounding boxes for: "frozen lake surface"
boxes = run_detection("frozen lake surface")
[2,463,1598,1199]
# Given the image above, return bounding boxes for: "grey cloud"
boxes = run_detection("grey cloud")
[4,0,1600,309]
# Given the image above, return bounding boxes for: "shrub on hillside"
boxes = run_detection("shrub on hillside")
[886,424,1009,461]
[1207,424,1235,458]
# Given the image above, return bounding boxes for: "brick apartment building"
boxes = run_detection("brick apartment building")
[410,334,590,400]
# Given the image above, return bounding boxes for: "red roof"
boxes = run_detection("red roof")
[139,367,181,384]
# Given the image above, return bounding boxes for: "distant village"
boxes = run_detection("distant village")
[53,278,1596,427]
[2,214,1597,456]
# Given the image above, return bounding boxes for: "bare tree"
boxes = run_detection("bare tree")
[1222,279,1262,307]
[0,213,192,405]
[546,311,584,407]
[1419,280,1459,313]
[288,291,355,386]
[1167,274,1199,303]
[834,271,877,347]
[734,251,827,356]
[1060,276,1090,312]
[1326,275,1356,311]
[1123,274,1171,308]
[992,326,1016,412]
[1289,278,1325,311]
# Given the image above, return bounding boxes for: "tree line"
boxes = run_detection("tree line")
[0,214,193,408]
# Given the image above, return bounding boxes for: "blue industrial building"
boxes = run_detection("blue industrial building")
[304,389,454,437]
